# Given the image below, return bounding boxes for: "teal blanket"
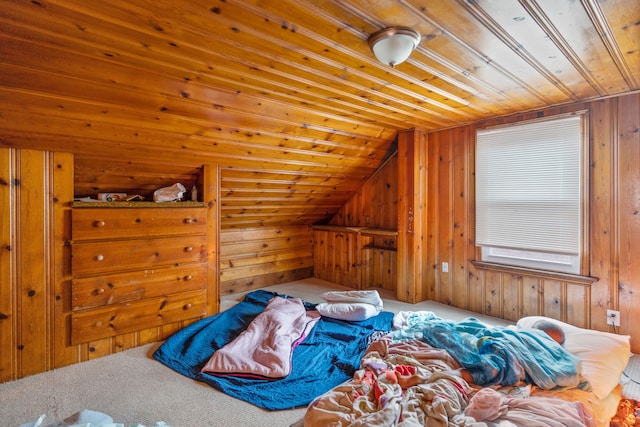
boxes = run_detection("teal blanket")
[392,315,585,390]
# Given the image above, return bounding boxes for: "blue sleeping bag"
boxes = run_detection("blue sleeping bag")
[153,290,394,410]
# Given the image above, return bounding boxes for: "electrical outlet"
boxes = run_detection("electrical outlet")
[606,309,620,327]
[442,262,449,273]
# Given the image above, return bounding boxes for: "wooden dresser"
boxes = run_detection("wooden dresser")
[69,203,209,344]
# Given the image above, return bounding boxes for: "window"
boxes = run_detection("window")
[475,114,585,274]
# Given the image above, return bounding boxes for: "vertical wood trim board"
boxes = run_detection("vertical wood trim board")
[0,148,16,382]
[51,152,79,369]
[397,130,418,303]
[617,93,640,333]
[588,98,618,332]
[204,163,220,315]
[16,150,49,377]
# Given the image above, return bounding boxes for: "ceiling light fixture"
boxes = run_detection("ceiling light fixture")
[367,26,421,68]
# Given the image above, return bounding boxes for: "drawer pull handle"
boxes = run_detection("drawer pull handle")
[96,288,105,295]
[96,254,104,261]
[183,303,192,310]
[184,246,193,252]
[184,218,194,224]
[184,274,193,281]
[95,220,106,227]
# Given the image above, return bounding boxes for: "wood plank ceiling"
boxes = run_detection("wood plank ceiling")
[1,0,638,228]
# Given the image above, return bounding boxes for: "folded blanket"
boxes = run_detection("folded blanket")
[315,290,384,321]
[201,296,320,379]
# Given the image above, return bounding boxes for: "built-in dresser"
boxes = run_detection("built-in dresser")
[69,202,208,344]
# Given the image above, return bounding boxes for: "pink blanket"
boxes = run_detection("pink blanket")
[201,296,320,380]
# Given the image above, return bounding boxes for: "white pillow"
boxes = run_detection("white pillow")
[517,316,630,399]
[321,290,383,309]
[316,302,380,321]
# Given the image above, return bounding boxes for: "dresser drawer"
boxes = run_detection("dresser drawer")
[71,263,208,311]
[71,235,207,276]
[72,207,207,241]
[70,289,207,344]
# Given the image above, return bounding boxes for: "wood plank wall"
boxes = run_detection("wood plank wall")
[618,95,640,333]
[362,235,397,291]
[1,93,637,382]
[0,146,316,383]
[329,154,398,229]
[0,149,222,382]
[0,149,73,381]
[313,227,361,288]
[219,225,314,295]
[424,95,639,351]
[314,155,399,290]
[313,227,397,290]
[317,93,639,353]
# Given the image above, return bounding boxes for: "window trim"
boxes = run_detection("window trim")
[481,246,581,274]
[474,110,590,276]
[471,260,598,285]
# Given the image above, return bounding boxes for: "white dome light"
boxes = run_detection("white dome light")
[367,27,421,68]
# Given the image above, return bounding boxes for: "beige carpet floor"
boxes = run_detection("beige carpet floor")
[0,277,635,426]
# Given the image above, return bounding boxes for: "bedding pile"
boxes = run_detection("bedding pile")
[153,290,394,410]
[303,333,595,426]
[303,311,631,427]
[153,287,630,425]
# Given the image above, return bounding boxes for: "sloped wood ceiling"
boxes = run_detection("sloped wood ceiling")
[1,0,638,228]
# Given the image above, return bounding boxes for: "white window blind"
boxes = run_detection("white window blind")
[476,116,582,259]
